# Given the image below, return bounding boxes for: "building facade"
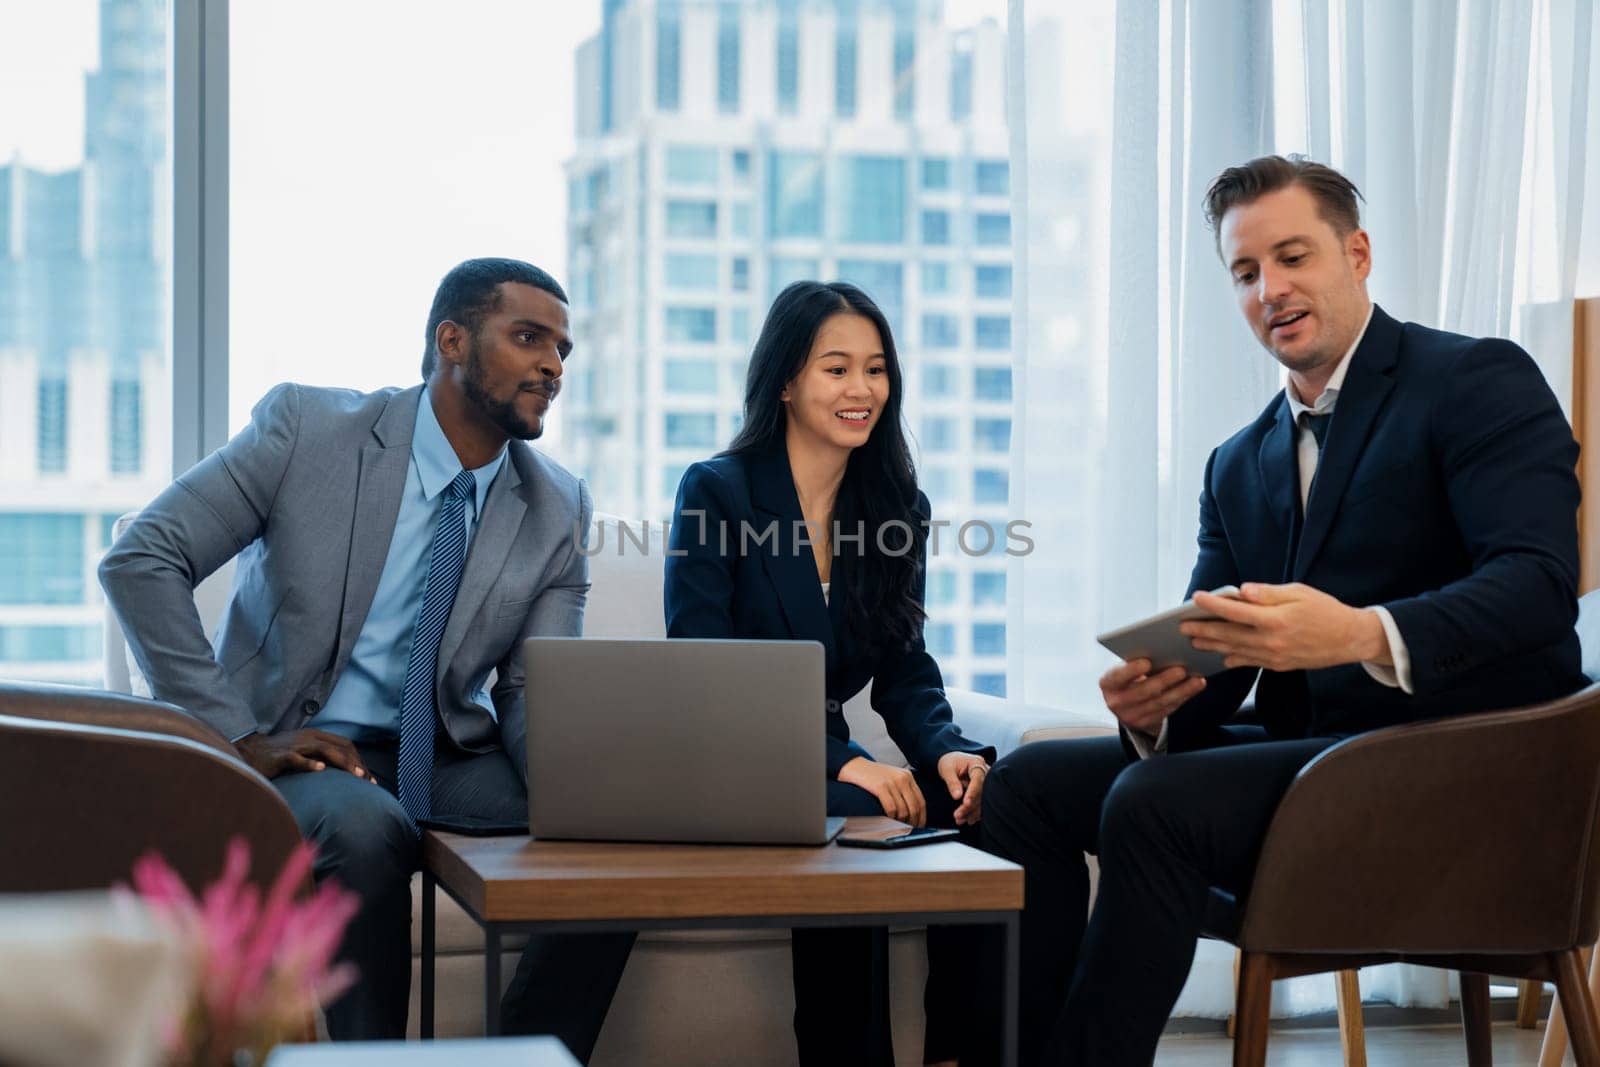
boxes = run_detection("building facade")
[563,0,1015,693]
[0,0,169,684]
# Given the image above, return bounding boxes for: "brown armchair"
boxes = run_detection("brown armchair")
[1211,682,1600,1066]
[0,682,301,894]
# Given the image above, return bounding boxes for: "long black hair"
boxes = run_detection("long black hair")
[725,280,928,654]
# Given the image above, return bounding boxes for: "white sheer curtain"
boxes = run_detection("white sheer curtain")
[1008,0,1600,1019]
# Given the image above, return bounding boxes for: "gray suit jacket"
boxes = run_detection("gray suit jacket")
[100,382,592,783]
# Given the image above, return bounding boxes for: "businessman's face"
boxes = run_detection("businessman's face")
[781,312,890,455]
[460,283,570,441]
[1219,183,1372,378]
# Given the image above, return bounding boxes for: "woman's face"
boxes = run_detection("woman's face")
[780,312,891,455]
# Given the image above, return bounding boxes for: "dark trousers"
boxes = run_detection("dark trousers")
[498,762,989,1066]
[980,727,1336,1067]
[275,739,592,1043]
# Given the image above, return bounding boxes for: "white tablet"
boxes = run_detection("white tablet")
[1095,586,1242,677]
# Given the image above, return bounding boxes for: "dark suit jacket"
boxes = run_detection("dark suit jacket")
[664,447,994,777]
[1163,305,1585,752]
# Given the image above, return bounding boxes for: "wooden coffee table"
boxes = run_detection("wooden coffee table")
[420,817,1025,1064]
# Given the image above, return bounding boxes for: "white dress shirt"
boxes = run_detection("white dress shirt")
[1131,304,1412,757]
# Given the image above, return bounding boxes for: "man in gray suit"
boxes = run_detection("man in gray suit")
[101,258,622,1046]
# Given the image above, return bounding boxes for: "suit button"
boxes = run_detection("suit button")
[302,700,319,716]
[826,699,843,715]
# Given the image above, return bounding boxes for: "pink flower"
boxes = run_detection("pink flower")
[117,836,360,1065]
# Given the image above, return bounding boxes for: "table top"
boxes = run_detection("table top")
[423,817,1023,923]
[265,1037,577,1065]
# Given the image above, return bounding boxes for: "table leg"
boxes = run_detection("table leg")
[1002,913,1020,1067]
[420,870,436,1040]
[484,925,503,1036]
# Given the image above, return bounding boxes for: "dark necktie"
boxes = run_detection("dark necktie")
[398,469,476,825]
[1299,410,1332,453]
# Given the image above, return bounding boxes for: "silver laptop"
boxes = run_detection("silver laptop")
[524,637,847,845]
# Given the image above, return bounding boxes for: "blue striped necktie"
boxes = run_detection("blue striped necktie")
[398,469,476,824]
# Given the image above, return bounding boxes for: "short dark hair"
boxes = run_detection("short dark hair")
[1202,154,1364,248]
[421,258,568,379]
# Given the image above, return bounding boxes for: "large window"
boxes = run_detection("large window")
[768,151,824,238]
[838,156,907,244]
[0,0,172,684]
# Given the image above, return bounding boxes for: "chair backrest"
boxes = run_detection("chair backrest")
[1240,680,1600,954]
[0,686,301,894]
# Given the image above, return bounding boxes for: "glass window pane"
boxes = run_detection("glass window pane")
[972,623,1006,656]
[975,315,1012,350]
[922,313,960,348]
[665,412,717,448]
[973,571,1006,605]
[975,264,1012,299]
[972,672,1007,697]
[665,200,718,238]
[925,622,956,657]
[974,417,1011,453]
[2,0,171,684]
[838,156,906,244]
[921,416,957,452]
[921,261,952,295]
[768,150,824,238]
[665,359,718,394]
[731,201,753,238]
[892,13,915,119]
[928,570,957,606]
[976,160,1010,196]
[975,367,1012,401]
[835,14,857,117]
[717,3,741,114]
[921,158,951,189]
[769,256,820,301]
[924,365,956,398]
[666,145,719,186]
[974,468,1009,503]
[777,1,800,115]
[664,307,717,343]
[657,6,682,110]
[976,211,1012,246]
[921,210,951,246]
[836,259,903,335]
[664,253,718,290]
[951,42,974,121]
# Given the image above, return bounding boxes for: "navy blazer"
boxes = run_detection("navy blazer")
[1165,305,1585,751]
[665,448,995,778]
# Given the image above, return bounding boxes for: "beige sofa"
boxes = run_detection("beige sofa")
[105,514,1109,1065]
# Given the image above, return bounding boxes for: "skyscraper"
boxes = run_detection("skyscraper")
[0,0,169,684]
[563,0,1015,693]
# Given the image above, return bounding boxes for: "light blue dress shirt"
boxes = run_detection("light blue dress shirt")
[312,389,506,742]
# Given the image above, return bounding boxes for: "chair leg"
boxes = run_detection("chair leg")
[1460,971,1493,1067]
[1520,979,1546,1028]
[1543,946,1595,1067]
[1554,949,1600,1067]
[1336,969,1367,1067]
[1233,952,1273,1067]
[1227,949,1240,1038]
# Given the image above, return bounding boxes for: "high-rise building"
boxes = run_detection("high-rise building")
[563,0,1017,693]
[0,0,169,684]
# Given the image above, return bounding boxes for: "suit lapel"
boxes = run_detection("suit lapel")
[333,388,420,674]
[747,449,838,666]
[435,447,529,685]
[1294,306,1401,577]
[1257,399,1299,581]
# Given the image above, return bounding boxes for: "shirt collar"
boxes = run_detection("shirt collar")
[1284,302,1374,419]
[413,387,507,515]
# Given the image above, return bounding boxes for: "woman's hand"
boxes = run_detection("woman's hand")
[838,757,927,827]
[937,752,990,826]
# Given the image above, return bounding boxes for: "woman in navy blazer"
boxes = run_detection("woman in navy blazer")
[666,281,997,1066]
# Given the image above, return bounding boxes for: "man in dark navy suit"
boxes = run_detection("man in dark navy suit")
[981,155,1585,1066]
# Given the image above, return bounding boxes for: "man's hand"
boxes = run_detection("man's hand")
[937,751,990,826]
[1183,582,1390,672]
[838,757,927,827]
[235,729,376,783]
[1100,659,1206,735]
